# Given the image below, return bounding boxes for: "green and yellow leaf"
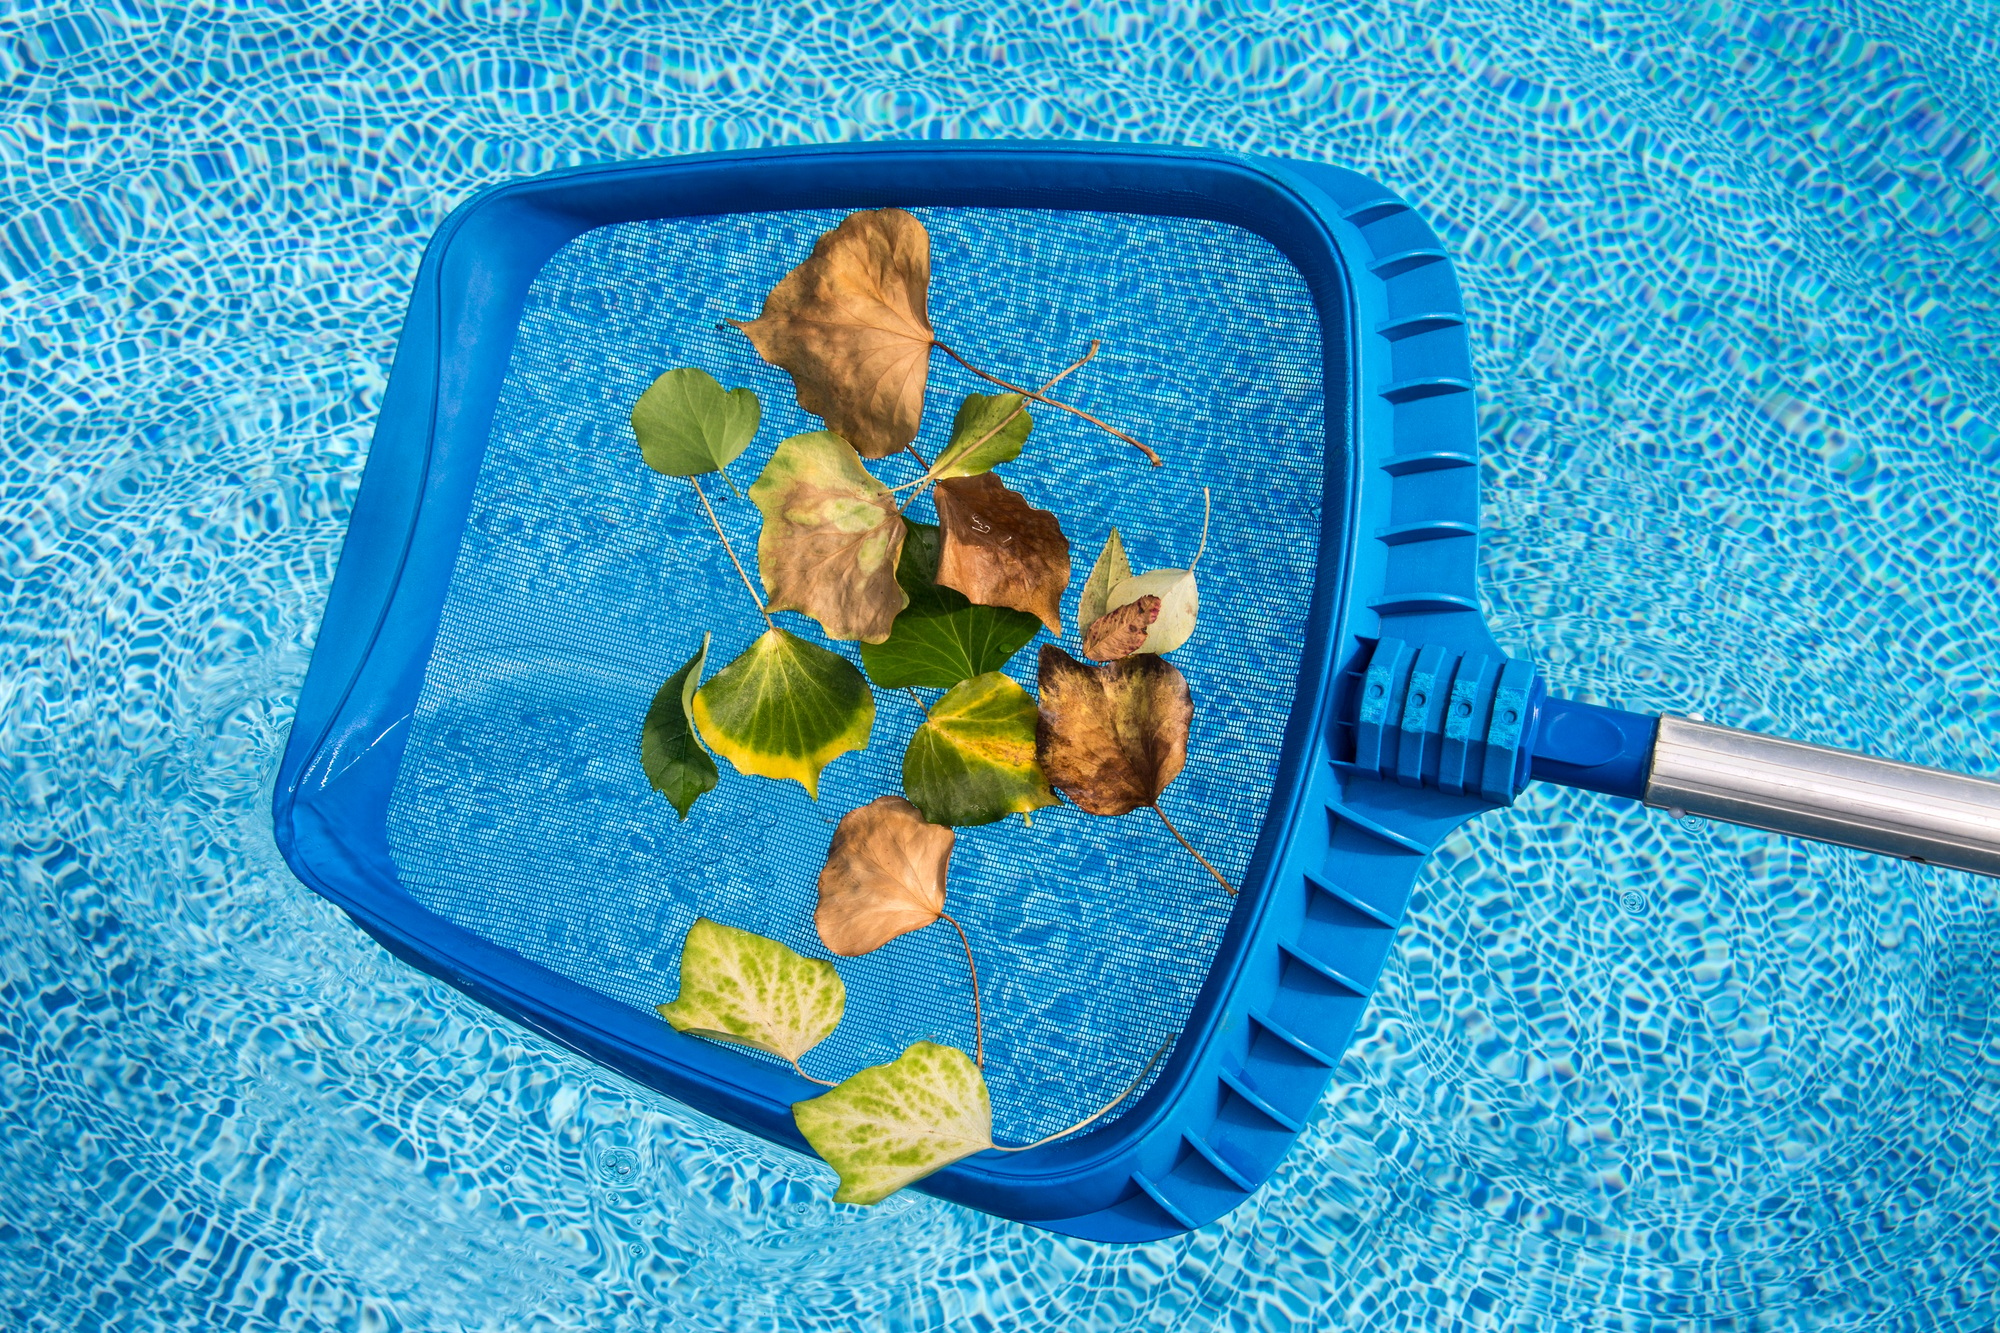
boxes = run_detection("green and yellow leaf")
[903,672,1058,827]
[930,392,1031,480]
[751,430,909,643]
[859,521,1041,689]
[792,1041,993,1204]
[640,632,719,818]
[631,367,761,477]
[658,917,845,1063]
[692,627,874,799]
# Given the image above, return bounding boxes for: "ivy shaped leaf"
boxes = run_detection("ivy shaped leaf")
[640,632,718,818]
[658,917,845,1067]
[904,673,1058,827]
[934,473,1071,634]
[814,795,954,956]
[858,522,1041,689]
[692,628,874,799]
[750,430,909,643]
[930,392,1030,480]
[631,367,761,477]
[729,208,935,459]
[792,1041,993,1205]
[1034,645,1190,816]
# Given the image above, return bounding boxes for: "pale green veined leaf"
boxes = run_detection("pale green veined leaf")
[792,1041,992,1205]
[658,917,845,1064]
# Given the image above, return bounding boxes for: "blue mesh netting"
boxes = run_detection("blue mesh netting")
[384,207,1325,1141]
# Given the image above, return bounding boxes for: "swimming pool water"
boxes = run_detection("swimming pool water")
[4,2,1998,1329]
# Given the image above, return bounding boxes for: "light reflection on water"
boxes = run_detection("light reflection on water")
[3,1,1996,1328]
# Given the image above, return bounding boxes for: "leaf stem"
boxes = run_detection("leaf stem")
[690,475,773,630]
[934,340,1162,467]
[893,341,1111,510]
[718,464,744,500]
[1152,803,1236,896]
[1191,486,1211,569]
[789,1057,838,1087]
[988,1034,1175,1152]
[937,910,983,1069]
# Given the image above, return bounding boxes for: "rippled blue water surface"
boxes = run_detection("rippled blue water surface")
[5,2,1998,1329]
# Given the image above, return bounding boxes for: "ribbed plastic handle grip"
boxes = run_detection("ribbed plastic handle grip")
[1645,715,2000,878]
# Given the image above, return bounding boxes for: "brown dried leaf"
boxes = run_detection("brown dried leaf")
[815,795,955,956]
[934,473,1070,635]
[729,209,935,459]
[749,430,908,642]
[1035,645,1191,816]
[1080,595,1160,662]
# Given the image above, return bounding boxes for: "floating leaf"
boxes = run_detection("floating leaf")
[729,208,935,459]
[631,367,761,477]
[858,522,1041,688]
[640,632,719,818]
[934,473,1071,634]
[792,1041,993,1205]
[904,673,1058,826]
[1077,528,1132,631]
[692,628,874,799]
[750,430,909,643]
[815,795,954,956]
[1034,645,1191,816]
[1081,595,1160,663]
[930,393,1030,480]
[658,917,845,1063]
[1107,568,1198,654]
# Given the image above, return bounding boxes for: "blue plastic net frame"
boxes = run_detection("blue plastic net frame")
[272,141,1511,1241]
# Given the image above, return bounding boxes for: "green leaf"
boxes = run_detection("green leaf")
[903,672,1058,826]
[792,1041,993,1204]
[859,522,1041,688]
[930,392,1031,480]
[658,917,845,1063]
[750,430,909,643]
[640,632,719,818]
[692,627,875,799]
[632,367,761,477]
[1077,527,1132,632]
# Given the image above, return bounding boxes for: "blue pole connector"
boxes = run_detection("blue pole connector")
[1343,637,1658,804]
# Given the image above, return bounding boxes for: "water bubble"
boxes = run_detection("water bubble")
[596,1147,640,1183]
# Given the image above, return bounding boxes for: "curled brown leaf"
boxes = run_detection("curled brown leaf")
[1081,595,1160,662]
[1034,645,1191,817]
[729,209,935,459]
[815,795,955,956]
[934,473,1070,635]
